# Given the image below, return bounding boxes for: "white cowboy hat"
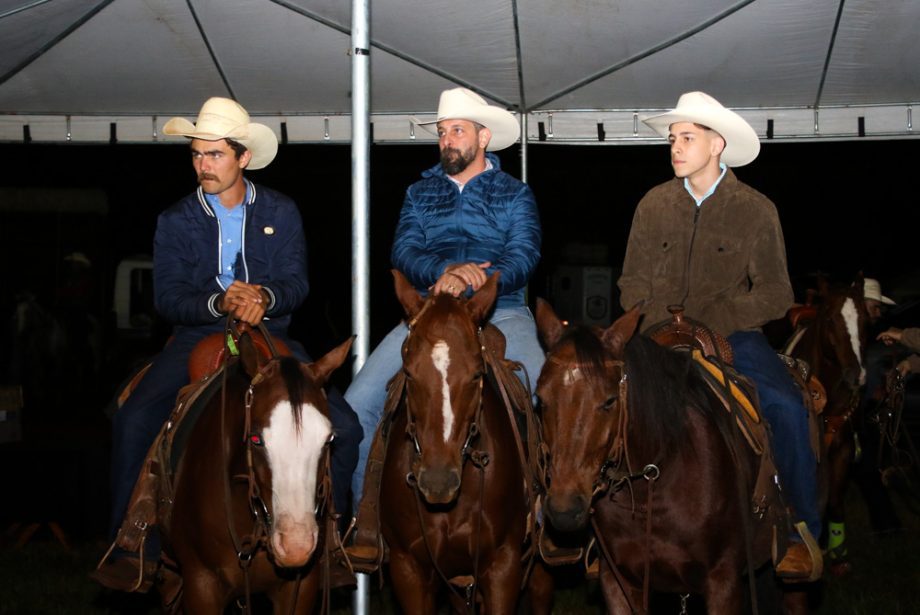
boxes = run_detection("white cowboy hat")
[163,97,278,170]
[414,88,520,151]
[863,278,895,305]
[642,91,760,167]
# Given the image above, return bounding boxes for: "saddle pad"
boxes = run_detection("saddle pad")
[691,349,760,425]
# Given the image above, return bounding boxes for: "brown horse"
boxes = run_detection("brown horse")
[783,276,868,572]
[535,300,780,614]
[379,271,531,613]
[160,331,353,613]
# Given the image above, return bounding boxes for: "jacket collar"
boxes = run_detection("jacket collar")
[196,178,257,218]
[422,151,502,182]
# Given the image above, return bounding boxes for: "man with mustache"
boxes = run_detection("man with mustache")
[344,88,543,565]
[93,97,361,591]
[619,92,822,581]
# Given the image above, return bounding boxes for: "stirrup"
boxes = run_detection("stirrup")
[91,536,156,593]
[341,517,383,574]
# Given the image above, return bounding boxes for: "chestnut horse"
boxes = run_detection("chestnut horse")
[160,332,353,613]
[535,300,781,614]
[379,271,532,613]
[784,276,868,572]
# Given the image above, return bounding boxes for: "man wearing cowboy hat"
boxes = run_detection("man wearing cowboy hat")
[863,277,896,324]
[618,91,822,580]
[94,97,361,590]
[343,87,543,561]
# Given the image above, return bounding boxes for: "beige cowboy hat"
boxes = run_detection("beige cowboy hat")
[863,278,896,305]
[163,97,278,170]
[414,87,520,151]
[643,91,760,167]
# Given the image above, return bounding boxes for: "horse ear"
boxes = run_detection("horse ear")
[467,272,500,324]
[310,336,355,385]
[535,298,565,349]
[601,304,642,357]
[239,333,265,378]
[393,269,425,318]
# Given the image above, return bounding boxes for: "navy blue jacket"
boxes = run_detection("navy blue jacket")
[153,180,309,335]
[391,154,541,309]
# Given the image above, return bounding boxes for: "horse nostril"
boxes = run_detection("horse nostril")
[545,493,589,531]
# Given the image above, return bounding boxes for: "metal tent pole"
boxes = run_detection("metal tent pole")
[350,0,371,612]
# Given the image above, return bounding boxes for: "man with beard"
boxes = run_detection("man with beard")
[344,87,543,536]
[92,97,361,590]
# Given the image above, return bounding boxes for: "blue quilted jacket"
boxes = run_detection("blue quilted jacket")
[153,180,309,335]
[391,154,541,310]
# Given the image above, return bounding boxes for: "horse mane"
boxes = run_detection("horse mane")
[557,325,724,455]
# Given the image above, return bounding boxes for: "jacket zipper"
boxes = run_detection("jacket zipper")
[679,204,701,306]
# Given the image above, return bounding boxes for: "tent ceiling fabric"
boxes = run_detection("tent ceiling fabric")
[0,0,917,143]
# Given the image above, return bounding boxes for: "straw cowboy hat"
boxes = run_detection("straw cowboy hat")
[163,97,278,170]
[643,91,760,167]
[863,278,896,305]
[414,87,520,151]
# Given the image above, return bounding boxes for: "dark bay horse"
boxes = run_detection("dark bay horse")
[379,271,532,613]
[535,300,781,614]
[783,276,868,572]
[160,331,353,613]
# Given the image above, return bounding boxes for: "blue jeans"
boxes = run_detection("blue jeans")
[110,328,361,550]
[346,305,545,504]
[728,330,821,540]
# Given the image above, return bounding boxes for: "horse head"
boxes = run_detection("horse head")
[393,269,498,505]
[815,274,868,392]
[237,332,353,568]
[534,300,640,532]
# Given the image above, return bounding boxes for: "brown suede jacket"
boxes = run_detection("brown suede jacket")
[618,168,794,336]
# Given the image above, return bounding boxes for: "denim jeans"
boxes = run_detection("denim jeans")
[728,330,821,540]
[346,305,545,504]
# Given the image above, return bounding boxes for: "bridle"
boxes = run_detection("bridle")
[401,300,490,475]
[219,320,337,615]
[540,351,662,615]
[400,298,491,612]
[540,354,644,498]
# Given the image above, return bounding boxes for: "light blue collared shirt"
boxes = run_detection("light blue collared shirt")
[205,183,252,288]
[683,162,727,207]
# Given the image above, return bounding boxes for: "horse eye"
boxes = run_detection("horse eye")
[601,396,617,411]
[472,370,484,381]
[249,434,264,446]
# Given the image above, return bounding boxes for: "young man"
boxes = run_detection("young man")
[93,97,361,590]
[345,86,543,527]
[618,91,821,580]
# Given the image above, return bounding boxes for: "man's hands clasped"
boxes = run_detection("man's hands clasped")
[220,280,269,326]
[432,261,492,297]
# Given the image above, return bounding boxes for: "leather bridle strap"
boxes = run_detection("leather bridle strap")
[218,318,277,614]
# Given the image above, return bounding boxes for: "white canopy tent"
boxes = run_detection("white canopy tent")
[2,0,918,144]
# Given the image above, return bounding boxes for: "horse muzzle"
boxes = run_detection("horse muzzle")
[416,466,462,505]
[270,514,319,568]
[544,491,591,532]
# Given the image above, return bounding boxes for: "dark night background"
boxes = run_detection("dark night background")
[1,137,918,539]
